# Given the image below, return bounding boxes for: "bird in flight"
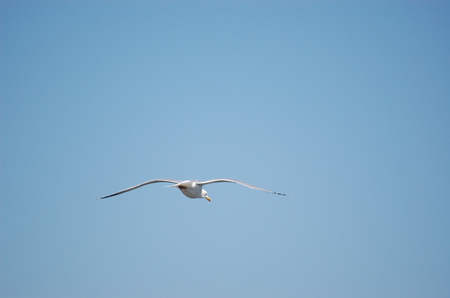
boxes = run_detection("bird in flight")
[97,179,290,202]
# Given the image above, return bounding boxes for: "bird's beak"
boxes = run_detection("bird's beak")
[206,196,211,202]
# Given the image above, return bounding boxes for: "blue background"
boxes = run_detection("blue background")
[1,1,449,297]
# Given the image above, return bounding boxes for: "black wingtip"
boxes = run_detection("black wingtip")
[275,192,292,196]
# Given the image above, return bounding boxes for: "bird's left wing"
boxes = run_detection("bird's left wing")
[96,179,181,200]
[197,179,291,196]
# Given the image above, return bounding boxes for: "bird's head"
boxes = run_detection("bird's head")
[201,189,211,202]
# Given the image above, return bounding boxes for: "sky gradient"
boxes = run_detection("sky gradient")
[1,1,450,297]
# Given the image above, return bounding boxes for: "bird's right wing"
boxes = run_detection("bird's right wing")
[198,179,291,196]
[96,179,181,200]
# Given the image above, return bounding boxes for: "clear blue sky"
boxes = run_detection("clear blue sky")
[1,1,449,297]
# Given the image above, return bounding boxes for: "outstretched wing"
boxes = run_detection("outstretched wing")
[197,179,291,196]
[96,179,181,200]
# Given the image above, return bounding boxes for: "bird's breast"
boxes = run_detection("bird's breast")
[178,185,202,198]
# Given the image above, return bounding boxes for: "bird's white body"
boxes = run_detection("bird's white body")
[168,180,207,199]
[97,178,289,201]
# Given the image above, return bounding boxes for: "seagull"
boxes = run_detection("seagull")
[96,179,290,201]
